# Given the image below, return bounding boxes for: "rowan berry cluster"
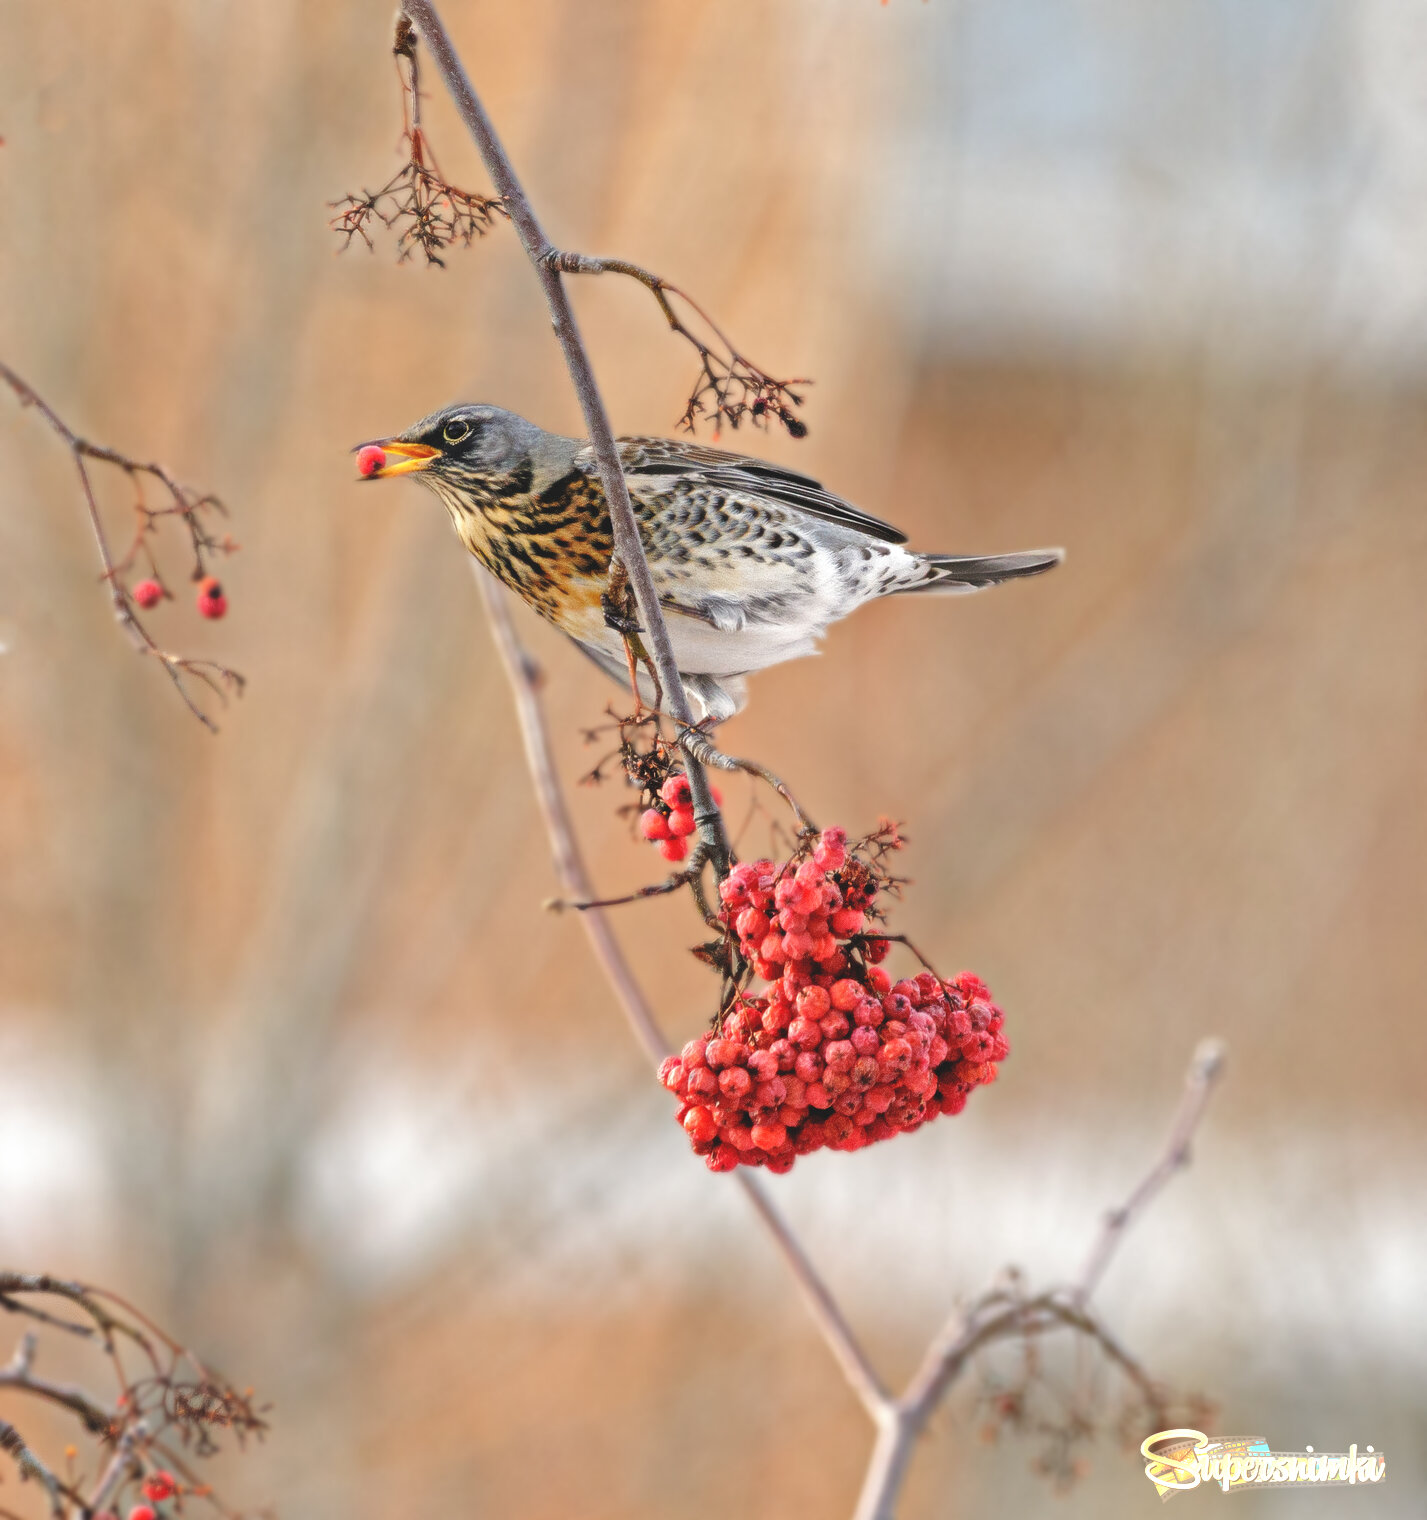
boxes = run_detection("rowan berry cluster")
[659,827,1008,1171]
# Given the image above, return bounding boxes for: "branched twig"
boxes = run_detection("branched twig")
[329,16,506,265]
[1072,1037,1227,1304]
[0,361,243,732]
[543,251,811,437]
[0,1273,267,1519]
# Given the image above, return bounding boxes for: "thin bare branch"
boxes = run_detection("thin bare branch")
[1073,1037,1227,1303]
[0,360,243,731]
[542,251,810,436]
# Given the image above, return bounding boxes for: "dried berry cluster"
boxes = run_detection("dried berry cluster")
[658,828,1008,1171]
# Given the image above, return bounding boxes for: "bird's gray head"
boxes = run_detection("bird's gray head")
[355,403,565,492]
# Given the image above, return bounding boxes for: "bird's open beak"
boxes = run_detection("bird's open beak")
[355,439,442,478]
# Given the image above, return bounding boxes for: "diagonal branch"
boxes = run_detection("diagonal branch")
[398,0,731,878]
[1072,1037,1226,1304]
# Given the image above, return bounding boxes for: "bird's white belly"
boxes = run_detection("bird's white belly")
[663,614,821,677]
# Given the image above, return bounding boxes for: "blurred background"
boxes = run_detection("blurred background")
[2,1,1424,1515]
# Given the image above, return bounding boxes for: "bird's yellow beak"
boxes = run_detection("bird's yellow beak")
[355,439,442,479]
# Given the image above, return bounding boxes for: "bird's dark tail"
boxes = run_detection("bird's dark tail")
[892,547,1065,595]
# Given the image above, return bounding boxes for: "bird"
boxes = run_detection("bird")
[356,402,1063,721]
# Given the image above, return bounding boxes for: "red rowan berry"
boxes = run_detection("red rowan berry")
[796,984,831,1020]
[736,906,770,941]
[687,1067,718,1098]
[830,907,865,937]
[659,836,688,863]
[751,1121,788,1152]
[852,998,884,1028]
[830,978,861,1012]
[132,579,162,609]
[142,1472,177,1502]
[747,1049,778,1081]
[818,1012,850,1041]
[824,1040,855,1075]
[356,444,386,477]
[866,965,892,996]
[128,1508,157,1520]
[660,774,692,808]
[850,1025,879,1058]
[196,576,227,618]
[794,1050,823,1084]
[684,1106,718,1144]
[658,1056,684,1091]
[667,806,696,838]
[768,1038,795,1071]
[787,1016,822,1050]
[719,1067,752,1102]
[640,808,671,841]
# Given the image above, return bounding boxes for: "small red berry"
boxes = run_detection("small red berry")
[639,808,672,841]
[666,806,696,838]
[142,1472,177,1502]
[131,579,162,610]
[356,444,387,477]
[660,774,692,808]
[196,576,227,619]
[128,1507,157,1520]
[684,1106,718,1144]
[659,836,688,863]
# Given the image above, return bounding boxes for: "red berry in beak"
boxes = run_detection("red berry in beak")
[356,444,387,477]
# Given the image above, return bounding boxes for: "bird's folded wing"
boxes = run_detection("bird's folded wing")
[574,436,910,546]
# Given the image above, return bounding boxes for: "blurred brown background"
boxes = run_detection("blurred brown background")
[2,1,1424,1516]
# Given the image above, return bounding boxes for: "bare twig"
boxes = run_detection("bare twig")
[329,20,506,265]
[0,361,243,731]
[0,1273,265,1518]
[1073,1037,1227,1304]
[543,252,810,437]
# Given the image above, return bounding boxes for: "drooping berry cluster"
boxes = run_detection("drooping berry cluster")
[658,827,1008,1172]
[637,771,720,864]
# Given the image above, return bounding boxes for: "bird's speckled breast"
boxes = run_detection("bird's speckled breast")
[431,464,614,630]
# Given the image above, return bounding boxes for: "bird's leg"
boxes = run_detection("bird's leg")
[602,559,663,716]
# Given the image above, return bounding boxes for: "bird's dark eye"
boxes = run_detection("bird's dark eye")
[443,419,472,445]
